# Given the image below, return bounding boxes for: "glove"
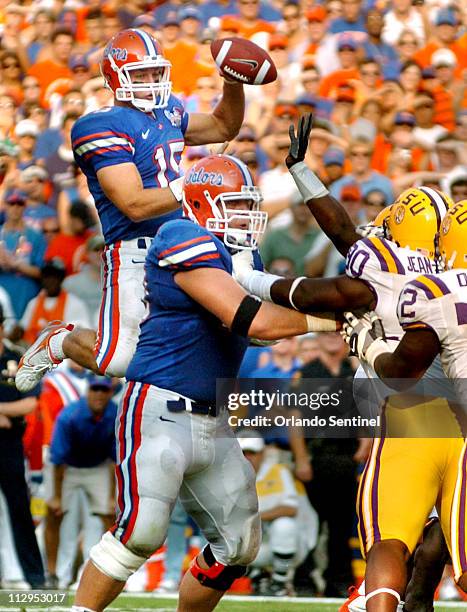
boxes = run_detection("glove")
[356,223,386,239]
[231,249,255,284]
[341,310,390,369]
[286,113,313,169]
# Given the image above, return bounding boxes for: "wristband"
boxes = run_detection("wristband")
[305,313,337,332]
[289,162,329,201]
[365,339,391,370]
[288,276,306,310]
[169,177,184,203]
[240,270,281,302]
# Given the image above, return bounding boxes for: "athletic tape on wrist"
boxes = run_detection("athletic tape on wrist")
[169,177,184,203]
[365,339,391,370]
[243,270,281,302]
[289,162,329,201]
[305,313,337,332]
[288,276,306,310]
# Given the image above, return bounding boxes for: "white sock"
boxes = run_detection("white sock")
[48,328,71,361]
[70,607,96,612]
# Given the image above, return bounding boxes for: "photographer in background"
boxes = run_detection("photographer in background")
[0,304,45,588]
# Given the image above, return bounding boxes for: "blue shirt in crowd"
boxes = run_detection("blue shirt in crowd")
[50,397,117,468]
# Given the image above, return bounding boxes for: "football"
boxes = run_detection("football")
[210,37,277,86]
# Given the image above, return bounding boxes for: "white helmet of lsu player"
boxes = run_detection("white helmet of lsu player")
[386,187,453,258]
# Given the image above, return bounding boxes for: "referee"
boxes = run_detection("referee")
[1,304,45,588]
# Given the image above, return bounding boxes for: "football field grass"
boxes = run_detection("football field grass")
[1,593,465,612]
[0,593,467,612]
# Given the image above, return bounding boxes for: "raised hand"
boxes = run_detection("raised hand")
[286,113,313,169]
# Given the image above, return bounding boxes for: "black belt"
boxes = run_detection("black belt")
[167,398,220,417]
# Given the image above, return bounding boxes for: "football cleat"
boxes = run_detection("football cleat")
[339,585,366,612]
[15,322,74,392]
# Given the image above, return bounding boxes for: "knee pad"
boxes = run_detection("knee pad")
[90,532,147,582]
[190,545,247,591]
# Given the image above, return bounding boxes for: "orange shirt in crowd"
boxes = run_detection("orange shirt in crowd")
[220,16,276,39]
[413,35,467,73]
[45,231,92,276]
[23,290,69,345]
[431,84,456,131]
[371,135,428,176]
[28,61,73,99]
[318,68,360,99]
[164,42,214,96]
[40,382,66,446]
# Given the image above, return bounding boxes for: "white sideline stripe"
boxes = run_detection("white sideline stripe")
[254,60,271,84]
[158,242,217,267]
[215,40,232,66]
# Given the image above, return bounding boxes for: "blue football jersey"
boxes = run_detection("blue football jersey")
[125,219,263,402]
[71,96,189,244]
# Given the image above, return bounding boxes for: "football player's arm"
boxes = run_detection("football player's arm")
[287,114,359,256]
[373,329,440,383]
[96,163,181,222]
[271,275,374,313]
[184,80,245,145]
[174,268,337,340]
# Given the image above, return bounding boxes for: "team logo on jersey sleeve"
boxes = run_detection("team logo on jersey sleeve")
[164,106,182,127]
[394,205,405,224]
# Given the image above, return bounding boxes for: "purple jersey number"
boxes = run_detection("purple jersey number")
[399,287,417,319]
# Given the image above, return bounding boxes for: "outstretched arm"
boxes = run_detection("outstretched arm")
[287,114,359,256]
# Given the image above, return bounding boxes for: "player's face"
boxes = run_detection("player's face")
[128,66,166,100]
[225,198,253,230]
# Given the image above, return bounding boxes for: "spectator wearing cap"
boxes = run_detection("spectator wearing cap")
[25,9,56,65]
[20,166,56,232]
[45,200,96,276]
[14,120,40,171]
[323,148,346,187]
[413,93,448,150]
[431,49,465,113]
[50,377,117,588]
[27,27,75,97]
[268,33,301,99]
[20,257,90,345]
[62,234,102,327]
[302,7,338,78]
[0,303,45,589]
[331,137,394,205]
[258,102,299,158]
[222,0,276,41]
[179,5,203,45]
[413,8,466,72]
[381,0,426,47]
[329,0,366,34]
[131,14,158,36]
[362,9,399,74]
[239,432,316,596]
[68,55,91,90]
[0,190,46,320]
[259,191,320,276]
[363,189,387,222]
[298,66,334,120]
[318,34,360,99]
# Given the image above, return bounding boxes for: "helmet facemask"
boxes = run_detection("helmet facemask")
[184,186,267,251]
[108,54,172,111]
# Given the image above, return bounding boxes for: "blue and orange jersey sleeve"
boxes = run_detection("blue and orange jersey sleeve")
[397,274,449,335]
[150,219,228,273]
[71,110,135,173]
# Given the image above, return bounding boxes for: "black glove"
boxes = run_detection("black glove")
[286,113,313,169]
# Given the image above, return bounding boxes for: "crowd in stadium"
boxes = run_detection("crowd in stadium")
[0,0,466,604]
